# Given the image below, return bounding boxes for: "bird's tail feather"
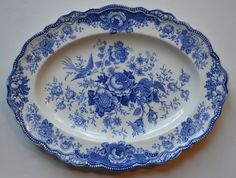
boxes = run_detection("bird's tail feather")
[62,57,80,72]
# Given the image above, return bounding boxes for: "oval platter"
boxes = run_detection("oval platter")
[7,5,228,170]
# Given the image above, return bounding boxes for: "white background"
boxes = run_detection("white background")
[0,0,235,177]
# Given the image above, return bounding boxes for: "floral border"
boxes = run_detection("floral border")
[7,5,228,170]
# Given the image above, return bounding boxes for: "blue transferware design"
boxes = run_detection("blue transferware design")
[158,25,209,69]
[25,103,81,149]
[44,40,191,139]
[7,5,228,170]
[70,54,94,81]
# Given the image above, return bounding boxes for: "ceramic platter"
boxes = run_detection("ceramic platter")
[7,5,228,170]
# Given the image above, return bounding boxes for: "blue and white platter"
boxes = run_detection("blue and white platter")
[7,5,228,170]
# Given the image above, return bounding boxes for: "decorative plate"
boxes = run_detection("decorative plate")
[7,5,228,170]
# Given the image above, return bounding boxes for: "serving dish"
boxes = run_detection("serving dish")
[7,5,228,170]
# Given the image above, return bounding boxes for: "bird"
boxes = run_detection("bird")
[62,53,94,81]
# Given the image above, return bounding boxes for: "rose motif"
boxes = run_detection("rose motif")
[39,38,54,57]
[180,118,196,142]
[180,89,190,101]
[147,109,158,124]
[167,82,178,92]
[162,140,174,150]
[107,12,127,32]
[65,87,76,100]
[109,12,125,29]
[179,71,190,83]
[130,78,153,103]
[107,72,134,95]
[51,85,63,96]
[38,119,54,143]
[106,142,129,164]
[100,12,134,32]
[181,35,195,48]
[62,26,73,35]
[73,114,87,127]
[108,41,129,64]
[56,100,66,110]
[193,112,210,121]
[180,35,196,53]
[128,118,145,136]
[89,88,117,117]
[162,25,174,34]
[60,140,72,150]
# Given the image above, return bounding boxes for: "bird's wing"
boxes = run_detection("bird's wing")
[71,69,87,81]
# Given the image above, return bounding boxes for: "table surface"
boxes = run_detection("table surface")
[0,0,235,177]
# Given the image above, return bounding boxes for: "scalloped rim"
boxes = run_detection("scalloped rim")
[6,4,228,171]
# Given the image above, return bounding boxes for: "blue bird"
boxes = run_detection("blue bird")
[62,54,94,81]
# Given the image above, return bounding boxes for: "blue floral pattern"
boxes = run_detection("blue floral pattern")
[7,66,30,109]
[89,87,117,117]
[23,101,210,167]
[158,24,209,69]
[205,57,227,111]
[25,104,81,150]
[44,40,191,139]
[7,5,228,170]
[108,41,129,64]
[152,101,211,151]
[24,26,83,74]
[45,77,84,112]
[99,11,144,33]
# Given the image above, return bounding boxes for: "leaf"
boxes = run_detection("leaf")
[98,53,104,59]
[153,91,160,103]
[153,81,165,93]
[96,73,108,84]
[133,108,141,116]
[88,90,95,105]
[123,70,129,76]
[120,95,130,106]
[138,78,152,87]
[95,61,103,68]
